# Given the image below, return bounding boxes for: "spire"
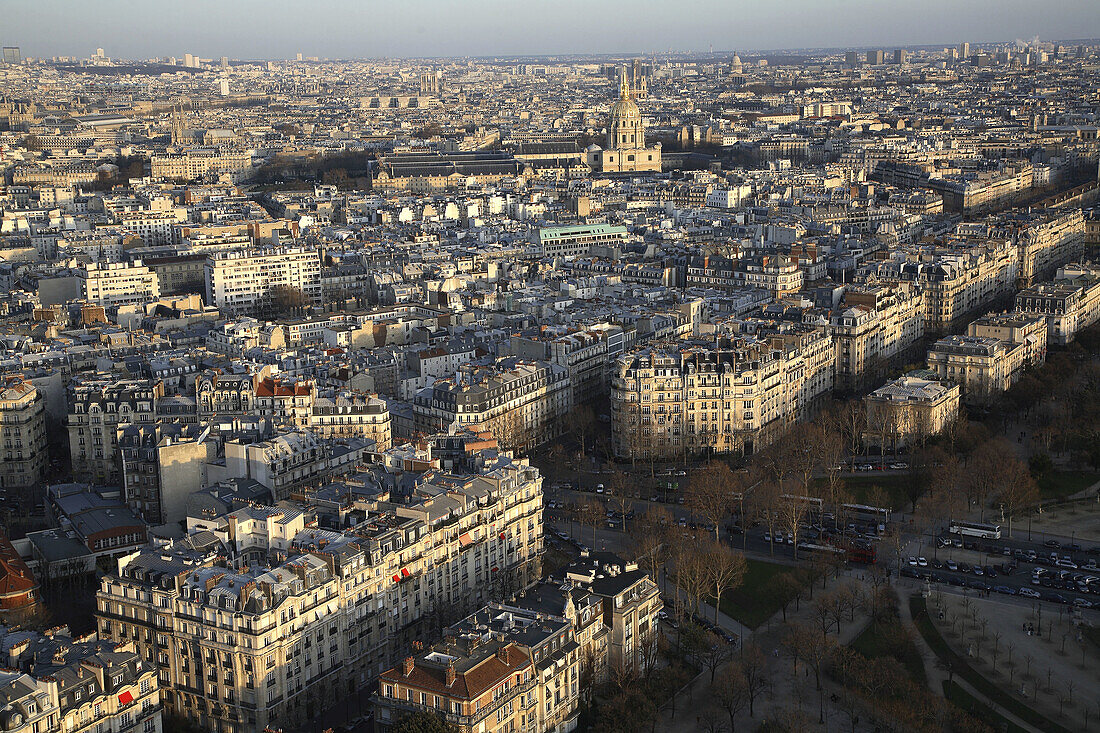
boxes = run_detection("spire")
[619,68,631,100]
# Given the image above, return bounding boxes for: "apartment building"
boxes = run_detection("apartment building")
[0,627,162,733]
[868,238,1019,333]
[67,377,164,485]
[204,247,322,318]
[78,261,161,307]
[375,640,535,733]
[0,379,47,491]
[96,444,545,733]
[309,392,392,450]
[609,336,827,459]
[926,335,1025,404]
[863,375,960,450]
[508,325,625,404]
[117,422,211,525]
[1015,263,1100,345]
[830,283,926,391]
[561,552,660,675]
[117,211,185,247]
[966,312,1048,368]
[413,359,572,452]
[983,209,1085,286]
[222,430,372,500]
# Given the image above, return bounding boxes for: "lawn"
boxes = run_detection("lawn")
[850,615,927,685]
[1035,470,1100,500]
[942,680,1029,733]
[813,473,912,511]
[716,559,807,629]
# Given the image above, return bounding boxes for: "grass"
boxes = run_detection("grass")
[850,615,927,685]
[1035,470,1100,500]
[717,559,807,629]
[942,680,1030,733]
[909,594,1072,733]
[814,473,912,511]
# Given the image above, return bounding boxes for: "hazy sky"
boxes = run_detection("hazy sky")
[4,0,1099,59]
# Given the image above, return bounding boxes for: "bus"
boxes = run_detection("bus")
[948,520,1001,540]
[781,494,824,515]
[842,503,891,528]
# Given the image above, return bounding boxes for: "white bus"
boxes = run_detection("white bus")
[948,520,1001,540]
[842,503,891,527]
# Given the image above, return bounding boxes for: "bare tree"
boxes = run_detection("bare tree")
[689,461,738,542]
[776,493,811,560]
[1000,458,1039,538]
[629,505,672,590]
[577,496,603,547]
[750,480,783,556]
[739,642,770,718]
[713,663,750,731]
[702,541,747,627]
[565,403,597,457]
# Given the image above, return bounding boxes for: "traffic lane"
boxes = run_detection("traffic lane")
[934,533,1100,570]
[901,563,1100,610]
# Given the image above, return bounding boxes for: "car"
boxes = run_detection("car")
[763,531,772,542]
[1056,559,1078,569]
[917,557,928,567]
[1065,543,1083,552]
[889,462,908,470]
[958,562,971,573]
[908,556,918,566]
[595,485,604,494]
[948,576,965,587]
[1019,588,1041,598]
[973,566,984,576]
[946,560,959,571]
[930,559,943,569]
[1044,539,1062,549]
[994,585,1016,595]
[901,567,920,578]
[1044,593,1069,604]
[1073,598,1094,609]
[650,495,660,502]
[984,566,997,578]
[674,470,687,477]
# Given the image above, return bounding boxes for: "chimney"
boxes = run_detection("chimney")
[403,656,415,677]
[445,664,456,687]
[496,645,509,663]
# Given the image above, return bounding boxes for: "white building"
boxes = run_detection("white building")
[79,261,161,307]
[205,247,322,317]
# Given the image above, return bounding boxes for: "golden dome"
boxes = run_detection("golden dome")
[609,95,640,122]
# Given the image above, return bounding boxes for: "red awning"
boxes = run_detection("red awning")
[458,533,472,547]
[392,574,401,583]
[499,532,506,539]
[118,691,134,706]
[401,568,410,578]
[491,566,499,573]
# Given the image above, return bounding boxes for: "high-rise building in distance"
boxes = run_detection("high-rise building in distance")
[867,49,884,65]
[2,47,21,64]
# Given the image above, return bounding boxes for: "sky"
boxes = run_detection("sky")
[3,0,1099,60]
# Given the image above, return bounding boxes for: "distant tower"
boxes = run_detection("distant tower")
[296,52,303,62]
[171,98,188,144]
[219,79,230,97]
[959,42,971,60]
[1,47,20,65]
[220,56,229,69]
[419,71,441,96]
[95,47,105,58]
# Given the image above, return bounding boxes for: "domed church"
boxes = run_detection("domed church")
[586,72,662,173]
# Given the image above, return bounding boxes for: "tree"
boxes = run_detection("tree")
[675,540,710,617]
[577,496,604,547]
[689,461,737,542]
[967,439,1018,519]
[739,642,770,717]
[702,541,747,627]
[699,631,734,683]
[391,711,459,733]
[630,505,672,590]
[566,404,597,457]
[1000,454,1039,538]
[833,398,867,458]
[749,480,783,556]
[714,663,750,731]
[779,494,813,560]
[782,621,836,722]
